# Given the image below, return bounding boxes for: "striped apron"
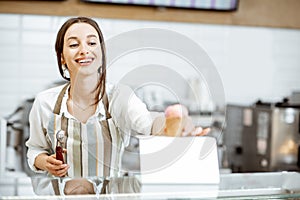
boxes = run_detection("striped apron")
[46,84,127,194]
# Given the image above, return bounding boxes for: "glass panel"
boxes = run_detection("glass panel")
[1,172,300,199]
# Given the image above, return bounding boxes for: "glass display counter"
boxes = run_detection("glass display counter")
[0,171,300,199]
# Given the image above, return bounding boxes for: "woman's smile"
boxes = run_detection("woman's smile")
[75,57,95,66]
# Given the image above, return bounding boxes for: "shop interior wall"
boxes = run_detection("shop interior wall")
[0,14,300,117]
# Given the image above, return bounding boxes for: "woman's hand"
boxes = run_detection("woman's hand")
[45,153,69,177]
[35,151,69,177]
[181,118,211,137]
[152,104,211,136]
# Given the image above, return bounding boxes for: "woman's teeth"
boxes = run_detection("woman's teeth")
[78,58,93,63]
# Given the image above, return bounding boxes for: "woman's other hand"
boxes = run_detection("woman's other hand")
[152,104,210,136]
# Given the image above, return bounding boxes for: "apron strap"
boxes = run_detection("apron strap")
[103,93,112,119]
[53,84,70,115]
[101,93,112,177]
[100,179,110,194]
[51,179,61,195]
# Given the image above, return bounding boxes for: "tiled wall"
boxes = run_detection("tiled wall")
[0,14,300,117]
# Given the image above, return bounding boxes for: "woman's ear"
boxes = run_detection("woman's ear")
[61,54,65,65]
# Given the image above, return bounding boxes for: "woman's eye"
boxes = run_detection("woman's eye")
[89,42,97,46]
[69,43,78,48]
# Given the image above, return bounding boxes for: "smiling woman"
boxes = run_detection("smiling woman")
[55,19,106,123]
[24,16,209,195]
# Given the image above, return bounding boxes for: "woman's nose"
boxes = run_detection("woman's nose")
[79,44,89,55]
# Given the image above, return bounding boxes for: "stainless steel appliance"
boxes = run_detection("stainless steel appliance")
[224,101,300,172]
[270,103,300,171]
[0,99,35,177]
[223,104,245,172]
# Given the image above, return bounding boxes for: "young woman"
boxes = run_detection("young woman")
[25,17,209,194]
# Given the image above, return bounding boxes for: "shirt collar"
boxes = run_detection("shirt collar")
[59,85,107,123]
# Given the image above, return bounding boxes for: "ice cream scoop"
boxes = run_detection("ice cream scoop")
[56,130,65,163]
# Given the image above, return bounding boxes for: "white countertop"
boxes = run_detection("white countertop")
[1,171,300,199]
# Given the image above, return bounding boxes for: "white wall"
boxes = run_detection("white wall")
[0,14,300,117]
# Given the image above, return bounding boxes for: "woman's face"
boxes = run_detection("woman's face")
[62,22,102,78]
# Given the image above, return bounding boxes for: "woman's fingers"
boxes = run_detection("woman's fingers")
[196,127,211,136]
[55,165,70,177]
[188,127,211,136]
[190,127,203,136]
[48,154,63,165]
[46,154,69,177]
[47,163,69,177]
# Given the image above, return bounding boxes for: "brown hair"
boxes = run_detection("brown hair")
[55,16,106,101]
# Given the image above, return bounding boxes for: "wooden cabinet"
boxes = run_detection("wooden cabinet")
[0,0,299,29]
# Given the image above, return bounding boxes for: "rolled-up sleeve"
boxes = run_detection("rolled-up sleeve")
[109,84,154,135]
[25,96,51,173]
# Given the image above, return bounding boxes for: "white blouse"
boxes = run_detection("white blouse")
[25,83,154,175]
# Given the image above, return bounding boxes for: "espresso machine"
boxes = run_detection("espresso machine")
[270,102,300,171]
[224,99,300,173]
